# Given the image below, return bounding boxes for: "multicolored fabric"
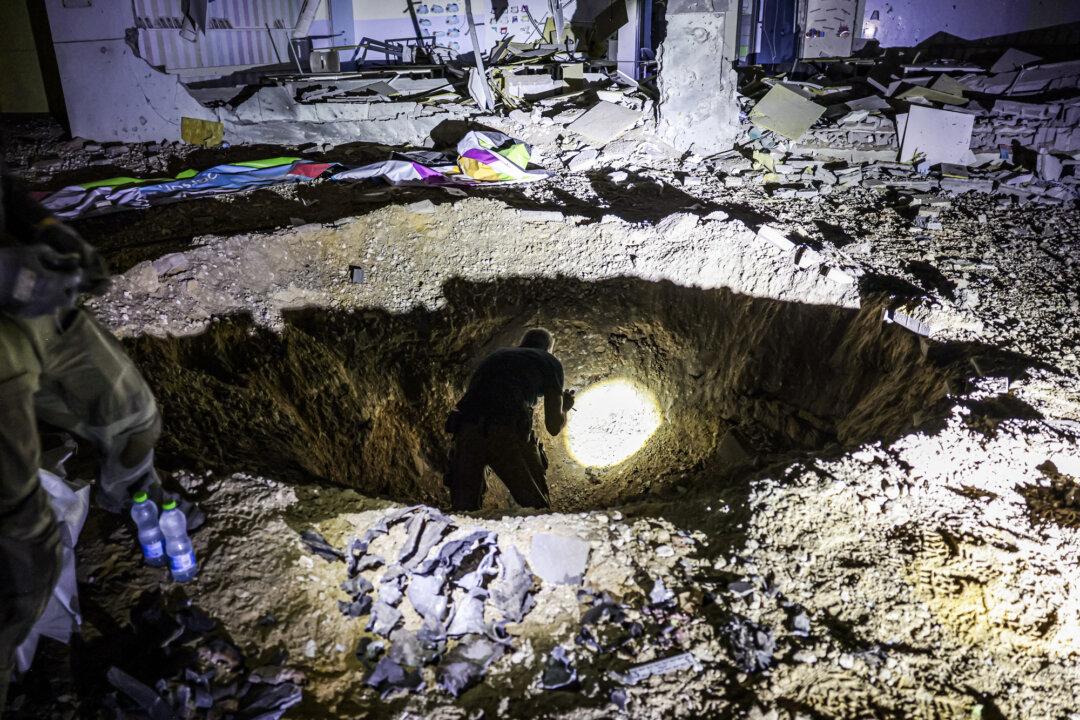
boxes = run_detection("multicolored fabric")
[333,132,549,187]
[37,132,548,219]
[456,131,549,183]
[40,158,337,220]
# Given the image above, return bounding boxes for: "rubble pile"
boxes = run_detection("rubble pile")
[102,593,304,720]
[294,502,853,714]
[732,48,1080,207]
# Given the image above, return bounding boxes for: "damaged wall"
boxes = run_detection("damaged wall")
[41,0,464,144]
[655,0,740,155]
[863,0,1080,47]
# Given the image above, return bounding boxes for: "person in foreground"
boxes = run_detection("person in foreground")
[0,168,199,714]
[444,327,574,511]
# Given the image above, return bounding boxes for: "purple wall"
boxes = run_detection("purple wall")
[863,0,1080,47]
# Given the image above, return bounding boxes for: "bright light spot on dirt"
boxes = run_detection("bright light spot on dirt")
[566,378,661,467]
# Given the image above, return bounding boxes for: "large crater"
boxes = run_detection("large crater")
[127,276,970,511]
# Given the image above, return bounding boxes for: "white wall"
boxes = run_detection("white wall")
[863,0,1080,47]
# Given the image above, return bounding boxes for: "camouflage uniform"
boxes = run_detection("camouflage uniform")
[0,172,161,714]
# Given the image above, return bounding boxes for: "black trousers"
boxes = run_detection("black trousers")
[445,419,550,511]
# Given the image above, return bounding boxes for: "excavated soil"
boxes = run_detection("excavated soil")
[128,274,974,512]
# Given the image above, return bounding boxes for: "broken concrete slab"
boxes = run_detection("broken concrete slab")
[756,225,797,252]
[566,148,599,173]
[845,95,892,113]
[567,101,641,147]
[529,534,590,585]
[405,200,437,214]
[750,85,826,141]
[990,48,1042,75]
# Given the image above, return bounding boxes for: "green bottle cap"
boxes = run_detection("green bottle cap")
[133,491,149,503]
[162,499,178,511]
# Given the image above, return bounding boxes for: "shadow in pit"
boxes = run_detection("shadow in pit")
[9,588,296,720]
[123,275,1046,531]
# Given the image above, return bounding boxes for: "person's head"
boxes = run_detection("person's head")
[519,327,554,353]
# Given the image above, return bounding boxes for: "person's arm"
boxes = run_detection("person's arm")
[543,386,575,436]
[2,169,109,294]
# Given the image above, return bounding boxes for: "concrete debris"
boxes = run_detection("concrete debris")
[749,85,827,141]
[529,533,591,585]
[756,224,798,252]
[567,100,642,147]
[612,652,702,686]
[566,147,600,173]
[883,308,933,337]
[405,199,437,214]
[729,42,1080,205]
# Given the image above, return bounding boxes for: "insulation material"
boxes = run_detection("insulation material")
[990,48,1043,74]
[180,116,224,146]
[899,104,975,166]
[749,84,826,141]
[896,86,967,106]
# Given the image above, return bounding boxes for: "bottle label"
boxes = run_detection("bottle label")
[142,541,164,559]
[169,551,197,573]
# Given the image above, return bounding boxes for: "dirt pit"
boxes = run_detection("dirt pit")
[128,275,970,512]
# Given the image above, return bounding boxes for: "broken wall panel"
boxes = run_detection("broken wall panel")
[899,104,975,166]
[800,0,861,59]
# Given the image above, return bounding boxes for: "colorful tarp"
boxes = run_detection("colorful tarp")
[41,157,337,220]
[332,131,550,186]
[37,132,549,220]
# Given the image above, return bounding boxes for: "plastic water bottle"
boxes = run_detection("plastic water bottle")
[160,499,198,582]
[130,491,165,567]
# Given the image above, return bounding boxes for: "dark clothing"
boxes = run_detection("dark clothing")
[455,348,564,424]
[0,172,159,713]
[446,421,549,510]
[445,348,564,510]
[0,173,50,247]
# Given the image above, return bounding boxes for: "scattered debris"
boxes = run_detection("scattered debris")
[723,616,776,673]
[540,645,579,690]
[612,651,702,686]
[103,594,303,720]
[298,529,345,562]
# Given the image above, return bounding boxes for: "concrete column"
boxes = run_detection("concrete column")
[655,0,741,154]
